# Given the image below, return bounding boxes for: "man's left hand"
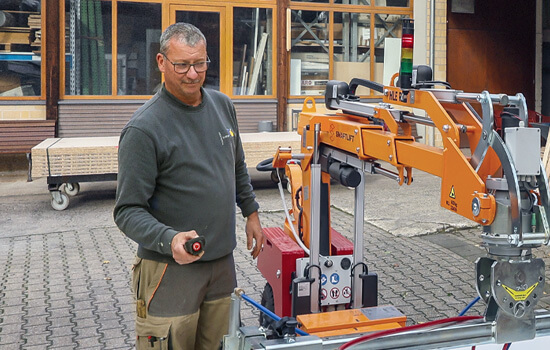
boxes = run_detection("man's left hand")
[245,211,264,259]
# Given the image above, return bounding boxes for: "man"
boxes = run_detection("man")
[114,23,264,349]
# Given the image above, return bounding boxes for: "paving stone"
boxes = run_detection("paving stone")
[1,180,549,348]
[25,345,55,350]
[0,333,23,345]
[74,318,98,329]
[98,319,124,331]
[22,332,50,346]
[75,336,102,348]
[49,335,78,348]
[99,327,125,340]
[48,325,75,338]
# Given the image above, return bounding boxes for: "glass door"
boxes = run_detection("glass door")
[170,5,226,91]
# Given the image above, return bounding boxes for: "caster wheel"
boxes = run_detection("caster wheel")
[51,192,69,211]
[64,182,80,196]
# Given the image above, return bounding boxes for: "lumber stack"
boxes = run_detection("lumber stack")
[31,137,119,178]
[241,132,301,168]
[28,14,40,52]
[31,133,301,179]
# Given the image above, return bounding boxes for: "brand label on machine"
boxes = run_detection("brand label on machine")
[329,123,355,143]
[387,90,403,103]
[335,131,355,142]
[297,282,310,297]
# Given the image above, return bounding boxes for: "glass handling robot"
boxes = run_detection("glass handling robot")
[224,18,550,350]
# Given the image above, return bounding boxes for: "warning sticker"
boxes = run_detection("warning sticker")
[449,186,456,199]
[446,186,458,212]
[330,288,340,300]
[321,289,327,300]
[342,286,351,299]
[502,282,539,301]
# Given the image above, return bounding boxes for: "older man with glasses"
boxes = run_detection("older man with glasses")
[114,22,264,350]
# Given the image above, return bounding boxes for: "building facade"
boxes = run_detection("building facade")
[0,0,547,154]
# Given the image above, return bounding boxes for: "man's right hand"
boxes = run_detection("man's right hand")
[171,231,204,265]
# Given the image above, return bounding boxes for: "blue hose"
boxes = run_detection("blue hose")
[240,293,309,336]
[458,296,481,316]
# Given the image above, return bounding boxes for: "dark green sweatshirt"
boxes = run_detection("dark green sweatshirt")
[113,85,259,263]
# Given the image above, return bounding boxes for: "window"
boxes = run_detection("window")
[61,1,277,98]
[65,0,112,95]
[333,12,371,95]
[117,2,161,95]
[0,0,42,97]
[333,0,370,5]
[290,1,412,97]
[373,13,407,93]
[376,0,409,7]
[233,7,273,96]
[175,9,221,91]
[290,10,329,96]
[293,0,329,3]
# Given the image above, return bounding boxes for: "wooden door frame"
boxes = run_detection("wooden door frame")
[169,4,229,93]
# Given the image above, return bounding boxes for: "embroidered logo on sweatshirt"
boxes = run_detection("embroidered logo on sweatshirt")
[218,128,235,145]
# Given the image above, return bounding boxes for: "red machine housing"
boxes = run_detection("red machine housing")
[257,227,354,317]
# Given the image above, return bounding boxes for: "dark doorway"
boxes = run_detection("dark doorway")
[447,0,536,109]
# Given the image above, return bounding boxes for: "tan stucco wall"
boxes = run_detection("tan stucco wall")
[0,105,46,120]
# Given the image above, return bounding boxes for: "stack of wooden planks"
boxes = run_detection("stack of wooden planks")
[31,132,301,179]
[31,137,119,179]
[27,14,41,52]
[241,132,301,169]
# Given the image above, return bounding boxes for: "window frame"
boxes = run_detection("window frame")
[59,0,277,100]
[288,0,413,98]
[0,0,46,101]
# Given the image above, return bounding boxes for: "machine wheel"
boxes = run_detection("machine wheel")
[64,182,80,196]
[51,192,69,211]
[259,282,275,328]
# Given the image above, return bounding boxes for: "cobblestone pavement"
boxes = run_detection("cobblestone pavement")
[0,175,549,349]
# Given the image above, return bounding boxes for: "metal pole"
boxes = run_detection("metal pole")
[228,289,242,337]
[322,311,550,349]
[352,170,365,309]
[223,289,243,349]
[429,0,435,147]
[310,123,321,313]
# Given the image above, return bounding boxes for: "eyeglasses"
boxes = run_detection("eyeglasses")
[162,54,210,74]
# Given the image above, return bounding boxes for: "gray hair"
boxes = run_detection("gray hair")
[159,23,207,55]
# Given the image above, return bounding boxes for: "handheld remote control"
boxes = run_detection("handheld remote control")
[184,236,205,255]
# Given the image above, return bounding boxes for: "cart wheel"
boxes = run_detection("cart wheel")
[51,192,69,211]
[259,282,275,328]
[64,182,80,196]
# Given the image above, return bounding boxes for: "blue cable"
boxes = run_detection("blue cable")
[458,296,481,316]
[459,297,514,350]
[240,293,309,336]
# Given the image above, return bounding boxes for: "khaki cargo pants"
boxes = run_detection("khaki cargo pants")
[132,254,237,350]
